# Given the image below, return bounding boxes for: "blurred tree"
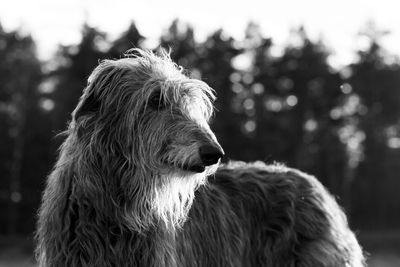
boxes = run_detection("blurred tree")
[272,28,342,163]
[49,23,108,132]
[349,23,400,228]
[0,24,46,234]
[160,19,197,69]
[107,21,144,58]
[273,28,347,198]
[235,25,348,201]
[228,22,274,161]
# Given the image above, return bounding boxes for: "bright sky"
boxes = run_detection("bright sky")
[1,0,399,67]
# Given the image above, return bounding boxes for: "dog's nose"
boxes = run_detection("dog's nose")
[199,144,224,166]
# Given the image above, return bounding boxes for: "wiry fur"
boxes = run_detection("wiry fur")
[36,49,365,266]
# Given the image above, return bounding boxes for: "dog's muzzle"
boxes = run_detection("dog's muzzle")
[184,143,224,173]
[199,144,224,166]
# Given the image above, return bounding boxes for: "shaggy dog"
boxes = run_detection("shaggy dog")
[36,49,365,266]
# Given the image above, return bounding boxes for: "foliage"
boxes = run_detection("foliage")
[0,20,399,234]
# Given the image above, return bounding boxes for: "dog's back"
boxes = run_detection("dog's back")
[178,161,365,267]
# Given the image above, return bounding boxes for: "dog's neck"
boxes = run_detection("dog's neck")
[37,135,204,266]
[51,167,180,266]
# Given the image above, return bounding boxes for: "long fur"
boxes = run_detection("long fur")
[35,49,365,266]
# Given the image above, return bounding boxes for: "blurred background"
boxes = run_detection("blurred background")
[0,0,400,266]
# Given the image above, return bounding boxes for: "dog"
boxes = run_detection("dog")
[35,49,365,266]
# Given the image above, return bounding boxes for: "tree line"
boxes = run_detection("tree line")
[0,19,399,235]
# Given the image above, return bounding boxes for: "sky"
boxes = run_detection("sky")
[0,0,399,67]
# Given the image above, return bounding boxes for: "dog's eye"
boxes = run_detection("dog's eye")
[148,92,166,109]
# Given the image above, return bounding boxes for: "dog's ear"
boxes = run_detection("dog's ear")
[72,89,101,120]
[73,61,117,120]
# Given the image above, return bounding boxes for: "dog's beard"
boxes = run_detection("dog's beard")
[151,171,208,230]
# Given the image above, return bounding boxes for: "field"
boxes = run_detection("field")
[1,231,399,266]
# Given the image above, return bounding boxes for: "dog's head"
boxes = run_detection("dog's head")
[71,49,223,228]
